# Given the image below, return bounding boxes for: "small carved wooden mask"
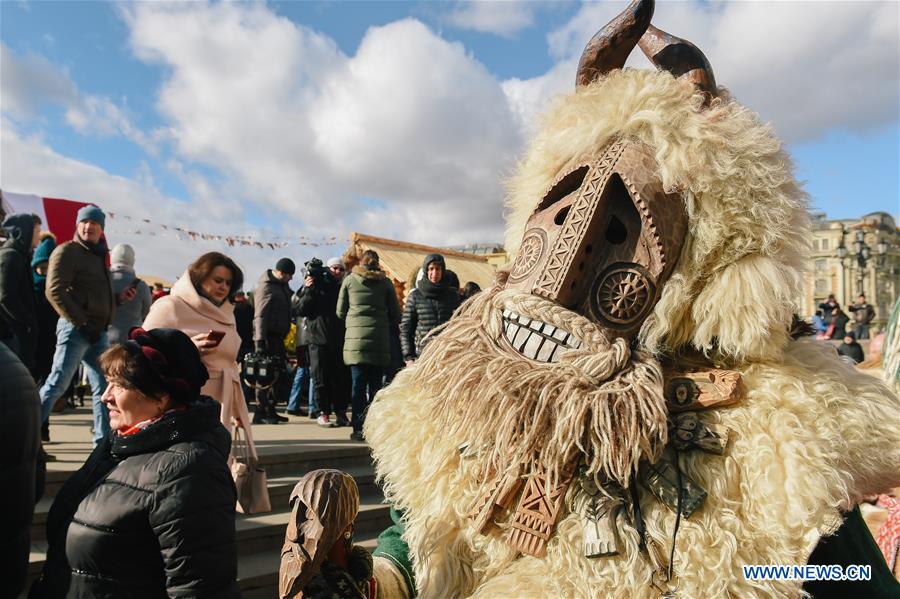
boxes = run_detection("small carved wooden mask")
[505,138,687,339]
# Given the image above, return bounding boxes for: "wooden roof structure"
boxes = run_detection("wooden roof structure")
[343,232,499,296]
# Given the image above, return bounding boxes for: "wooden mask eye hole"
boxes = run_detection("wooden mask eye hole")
[537,166,589,212]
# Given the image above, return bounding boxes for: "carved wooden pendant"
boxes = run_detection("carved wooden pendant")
[566,471,627,558]
[669,412,729,455]
[663,368,743,413]
[506,461,577,557]
[638,448,707,517]
[468,469,524,534]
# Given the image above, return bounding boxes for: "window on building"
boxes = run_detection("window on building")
[821,238,829,251]
[815,279,828,293]
[815,259,827,271]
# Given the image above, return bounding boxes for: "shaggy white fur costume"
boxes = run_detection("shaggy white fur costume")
[365,69,900,598]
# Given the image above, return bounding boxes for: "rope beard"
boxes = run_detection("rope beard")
[414,287,668,492]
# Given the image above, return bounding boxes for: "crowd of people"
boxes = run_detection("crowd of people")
[0,205,483,596]
[812,293,877,363]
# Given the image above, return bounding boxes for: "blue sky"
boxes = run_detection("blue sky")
[1,1,898,280]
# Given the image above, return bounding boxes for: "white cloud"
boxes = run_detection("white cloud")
[121,3,521,245]
[0,42,79,119]
[534,1,899,143]
[1,42,154,151]
[445,1,537,38]
[0,117,313,284]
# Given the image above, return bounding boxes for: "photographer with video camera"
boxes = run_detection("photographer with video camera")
[251,258,295,424]
[295,257,350,427]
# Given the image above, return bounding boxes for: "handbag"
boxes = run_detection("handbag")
[231,425,272,514]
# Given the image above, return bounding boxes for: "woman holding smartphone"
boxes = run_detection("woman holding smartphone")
[143,251,258,460]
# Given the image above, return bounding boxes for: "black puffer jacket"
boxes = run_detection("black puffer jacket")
[294,273,344,347]
[0,341,42,598]
[400,254,460,360]
[31,398,239,599]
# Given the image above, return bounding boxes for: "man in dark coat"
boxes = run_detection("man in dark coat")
[837,331,865,364]
[0,341,42,598]
[0,212,39,367]
[849,294,876,340]
[252,258,294,423]
[400,253,461,364]
[39,205,130,447]
[295,257,349,427]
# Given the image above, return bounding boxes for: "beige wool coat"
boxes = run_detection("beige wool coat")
[143,272,257,458]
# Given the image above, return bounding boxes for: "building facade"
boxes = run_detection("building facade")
[800,211,900,331]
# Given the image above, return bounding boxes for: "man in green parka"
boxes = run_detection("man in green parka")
[336,249,400,442]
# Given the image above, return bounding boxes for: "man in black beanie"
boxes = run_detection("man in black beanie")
[252,258,294,423]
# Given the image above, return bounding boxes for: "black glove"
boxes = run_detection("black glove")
[78,324,102,344]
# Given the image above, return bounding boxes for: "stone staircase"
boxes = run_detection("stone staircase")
[26,407,391,598]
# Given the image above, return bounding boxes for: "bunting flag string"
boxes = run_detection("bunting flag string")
[106,210,339,249]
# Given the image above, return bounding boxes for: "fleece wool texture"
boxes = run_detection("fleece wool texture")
[365,68,900,598]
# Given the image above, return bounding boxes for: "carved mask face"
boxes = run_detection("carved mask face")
[504,138,687,351]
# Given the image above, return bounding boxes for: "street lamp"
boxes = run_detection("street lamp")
[837,227,888,296]
[876,237,888,269]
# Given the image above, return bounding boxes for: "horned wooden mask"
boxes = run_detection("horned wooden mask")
[504,0,714,341]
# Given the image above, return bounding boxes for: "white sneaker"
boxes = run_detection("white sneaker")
[317,414,335,428]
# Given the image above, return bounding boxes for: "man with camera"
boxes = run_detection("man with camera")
[251,257,295,424]
[294,257,349,427]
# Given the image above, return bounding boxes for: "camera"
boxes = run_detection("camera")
[241,351,283,388]
[304,257,328,285]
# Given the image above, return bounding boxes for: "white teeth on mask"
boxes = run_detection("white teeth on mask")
[512,326,530,349]
[500,309,582,363]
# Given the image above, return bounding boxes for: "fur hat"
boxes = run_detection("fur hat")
[76,204,105,228]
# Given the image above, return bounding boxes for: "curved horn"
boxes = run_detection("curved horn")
[576,0,654,88]
[638,24,717,97]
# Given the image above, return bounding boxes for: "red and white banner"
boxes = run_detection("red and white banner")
[2,188,339,249]
[1,190,93,243]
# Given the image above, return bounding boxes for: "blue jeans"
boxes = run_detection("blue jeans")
[288,366,316,414]
[39,320,110,446]
[350,364,383,433]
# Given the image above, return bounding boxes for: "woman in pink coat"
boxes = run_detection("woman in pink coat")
[143,251,257,458]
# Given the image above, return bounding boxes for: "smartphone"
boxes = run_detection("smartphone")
[129,279,141,289]
[207,330,226,347]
